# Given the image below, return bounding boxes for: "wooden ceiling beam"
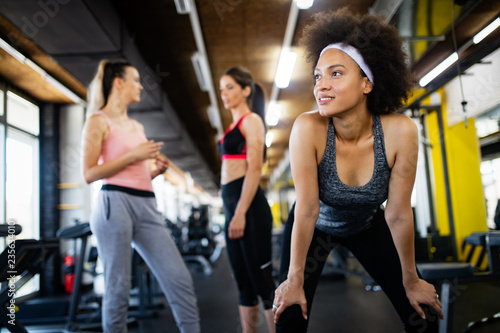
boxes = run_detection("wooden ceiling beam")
[0,15,87,101]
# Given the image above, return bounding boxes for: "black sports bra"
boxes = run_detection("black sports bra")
[217,112,251,160]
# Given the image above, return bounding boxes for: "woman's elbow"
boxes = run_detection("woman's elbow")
[296,202,320,221]
[246,162,263,176]
[82,169,96,184]
[384,206,413,226]
[83,175,93,185]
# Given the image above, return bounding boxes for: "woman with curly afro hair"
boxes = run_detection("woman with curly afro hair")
[272,8,443,333]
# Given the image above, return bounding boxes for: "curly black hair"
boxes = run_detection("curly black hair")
[299,8,414,115]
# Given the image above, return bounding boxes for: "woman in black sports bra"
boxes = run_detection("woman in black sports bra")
[272,9,443,333]
[218,66,276,333]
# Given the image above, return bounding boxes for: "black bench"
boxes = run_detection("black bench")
[417,231,500,333]
[0,233,59,333]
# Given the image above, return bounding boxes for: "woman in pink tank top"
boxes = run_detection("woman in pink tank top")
[81,60,200,333]
[82,61,167,185]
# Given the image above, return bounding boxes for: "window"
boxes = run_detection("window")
[481,158,500,229]
[1,89,40,295]
[6,128,39,239]
[0,124,4,224]
[0,90,4,116]
[6,91,39,135]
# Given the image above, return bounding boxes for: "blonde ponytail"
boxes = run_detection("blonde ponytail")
[86,60,107,118]
[86,59,133,118]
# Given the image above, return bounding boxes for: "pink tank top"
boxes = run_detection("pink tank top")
[97,111,153,192]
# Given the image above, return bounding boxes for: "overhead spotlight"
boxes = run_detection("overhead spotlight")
[266,101,282,126]
[296,0,314,9]
[473,17,500,44]
[275,48,297,89]
[174,0,191,14]
[419,52,458,87]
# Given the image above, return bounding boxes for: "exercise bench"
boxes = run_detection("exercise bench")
[0,229,59,333]
[417,231,500,333]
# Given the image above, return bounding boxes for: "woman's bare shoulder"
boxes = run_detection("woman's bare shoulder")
[85,112,108,130]
[380,113,417,135]
[296,110,326,124]
[293,110,327,133]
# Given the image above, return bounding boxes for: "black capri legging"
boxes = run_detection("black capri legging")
[222,177,276,309]
[276,204,440,333]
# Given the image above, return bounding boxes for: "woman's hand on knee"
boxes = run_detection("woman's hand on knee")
[273,278,308,323]
[405,279,444,320]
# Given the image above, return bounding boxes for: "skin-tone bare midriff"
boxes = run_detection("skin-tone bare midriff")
[221,159,247,185]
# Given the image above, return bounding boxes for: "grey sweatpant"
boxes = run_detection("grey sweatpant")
[90,189,200,333]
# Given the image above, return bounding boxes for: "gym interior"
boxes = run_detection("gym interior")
[1,0,500,332]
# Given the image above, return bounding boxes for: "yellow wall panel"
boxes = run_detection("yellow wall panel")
[270,202,282,229]
[443,118,488,260]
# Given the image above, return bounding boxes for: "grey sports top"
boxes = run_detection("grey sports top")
[316,115,391,237]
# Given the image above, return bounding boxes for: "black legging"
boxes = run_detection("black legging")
[222,177,276,309]
[276,204,439,333]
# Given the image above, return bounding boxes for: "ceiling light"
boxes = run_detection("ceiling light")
[296,0,314,9]
[191,52,210,91]
[174,0,191,14]
[207,105,222,130]
[266,101,282,126]
[275,49,297,89]
[419,52,458,87]
[473,17,500,44]
[185,0,222,136]
[265,132,274,148]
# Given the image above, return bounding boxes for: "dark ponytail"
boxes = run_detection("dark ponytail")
[251,83,266,127]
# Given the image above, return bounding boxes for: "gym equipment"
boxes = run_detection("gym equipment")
[165,205,223,276]
[128,249,164,319]
[0,224,22,237]
[55,222,102,331]
[0,223,59,333]
[417,231,500,333]
[1,222,103,332]
[8,222,139,332]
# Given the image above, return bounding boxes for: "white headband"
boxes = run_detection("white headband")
[319,43,374,84]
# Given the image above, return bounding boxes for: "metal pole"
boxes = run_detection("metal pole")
[419,111,437,236]
[436,106,458,260]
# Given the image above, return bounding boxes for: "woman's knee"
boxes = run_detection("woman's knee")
[275,305,308,333]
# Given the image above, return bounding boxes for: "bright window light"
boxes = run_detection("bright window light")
[473,17,500,44]
[296,0,314,9]
[419,52,458,87]
[266,101,282,126]
[265,132,274,148]
[275,49,297,89]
